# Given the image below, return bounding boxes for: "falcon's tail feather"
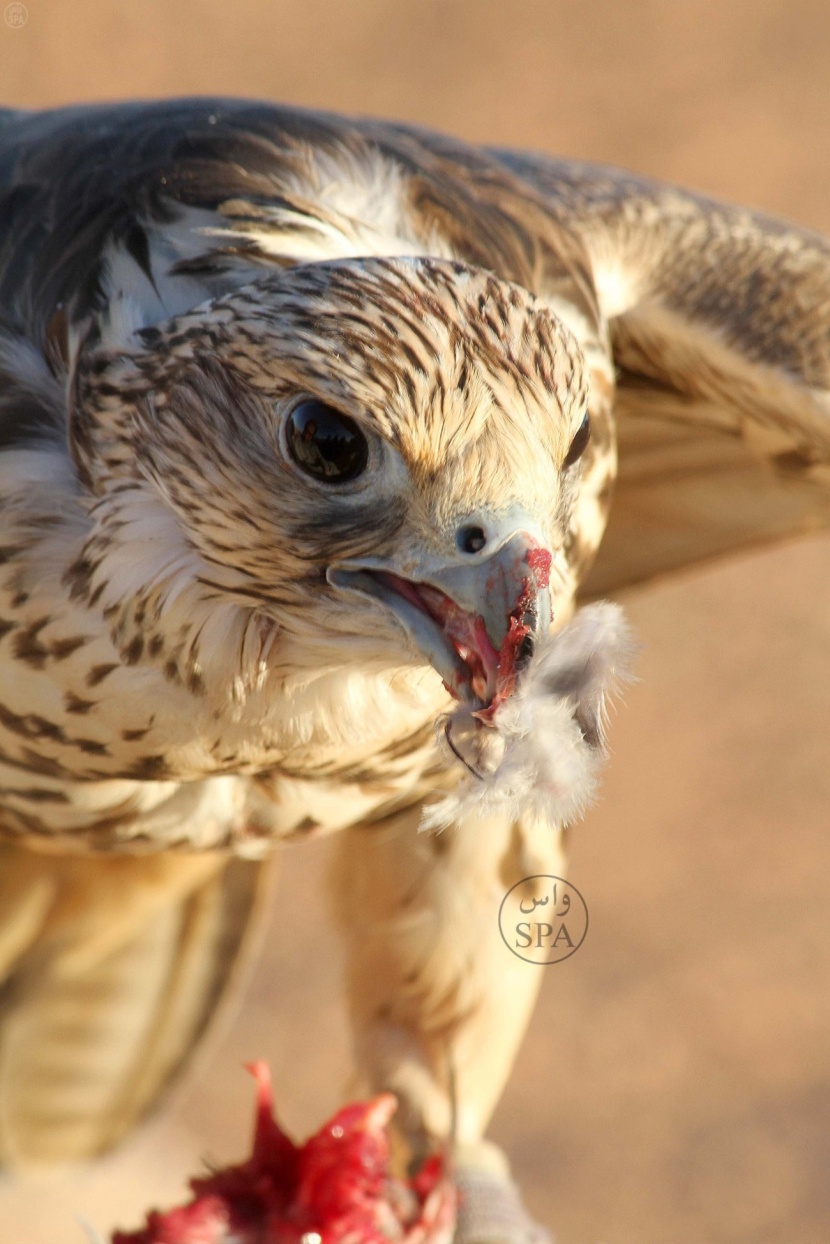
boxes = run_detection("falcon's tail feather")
[0,844,275,1167]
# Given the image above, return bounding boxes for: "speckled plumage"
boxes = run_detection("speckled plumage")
[1,101,829,1220]
[0,255,593,851]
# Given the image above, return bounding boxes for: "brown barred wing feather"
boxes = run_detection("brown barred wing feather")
[493,150,830,594]
[0,844,274,1164]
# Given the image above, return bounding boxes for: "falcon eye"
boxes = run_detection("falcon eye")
[563,410,591,469]
[285,399,369,484]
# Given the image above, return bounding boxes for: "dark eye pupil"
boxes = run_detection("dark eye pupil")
[286,399,369,483]
[563,410,590,468]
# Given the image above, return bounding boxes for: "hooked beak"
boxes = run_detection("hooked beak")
[327,532,552,714]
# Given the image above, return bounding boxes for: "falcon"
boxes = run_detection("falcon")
[1,99,829,1239]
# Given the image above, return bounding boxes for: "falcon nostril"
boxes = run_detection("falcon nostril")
[457,524,487,554]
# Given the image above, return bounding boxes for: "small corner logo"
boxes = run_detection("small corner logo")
[499,874,588,964]
[4,3,27,28]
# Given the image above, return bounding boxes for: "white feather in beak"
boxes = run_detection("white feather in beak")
[421,603,638,832]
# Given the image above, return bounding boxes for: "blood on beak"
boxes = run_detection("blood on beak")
[328,534,552,715]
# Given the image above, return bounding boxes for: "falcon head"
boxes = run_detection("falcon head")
[71,257,590,717]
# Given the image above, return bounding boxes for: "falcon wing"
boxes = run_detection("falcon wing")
[0,844,273,1164]
[3,99,829,1172]
[491,150,830,596]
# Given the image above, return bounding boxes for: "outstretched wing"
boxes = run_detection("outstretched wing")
[0,845,274,1164]
[492,150,830,595]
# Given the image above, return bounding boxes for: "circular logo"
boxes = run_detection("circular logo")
[498,874,588,964]
[4,3,28,27]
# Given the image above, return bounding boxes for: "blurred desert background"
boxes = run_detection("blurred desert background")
[1,2,830,1241]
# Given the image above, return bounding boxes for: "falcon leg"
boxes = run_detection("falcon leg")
[329,804,566,1243]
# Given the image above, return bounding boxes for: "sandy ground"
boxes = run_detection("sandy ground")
[1,2,830,1241]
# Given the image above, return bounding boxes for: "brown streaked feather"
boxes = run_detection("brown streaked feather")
[491,150,830,593]
[0,844,275,1165]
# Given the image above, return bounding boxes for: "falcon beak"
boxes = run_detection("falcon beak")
[327,532,552,713]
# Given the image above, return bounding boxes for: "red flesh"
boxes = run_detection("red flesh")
[475,548,552,723]
[416,584,500,703]
[524,547,552,589]
[381,546,552,714]
[112,1065,455,1244]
